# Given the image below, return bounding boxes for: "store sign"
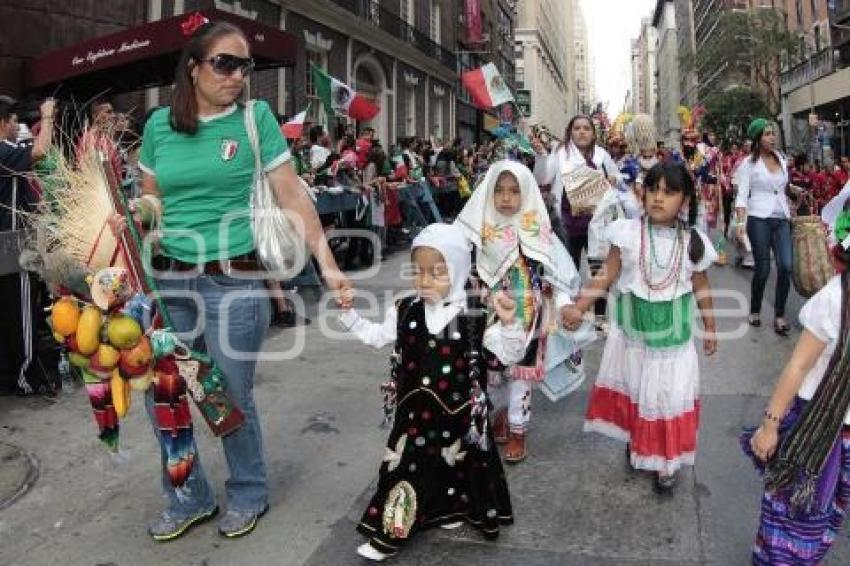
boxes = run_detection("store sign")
[516,89,531,116]
[70,39,152,68]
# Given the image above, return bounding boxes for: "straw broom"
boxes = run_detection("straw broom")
[20,131,133,294]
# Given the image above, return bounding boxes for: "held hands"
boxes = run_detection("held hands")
[750,424,779,463]
[491,291,517,325]
[337,287,355,311]
[561,304,584,331]
[325,269,353,309]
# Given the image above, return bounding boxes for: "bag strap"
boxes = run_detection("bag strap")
[244,100,263,181]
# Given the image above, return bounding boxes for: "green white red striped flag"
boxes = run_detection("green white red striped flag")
[461,63,514,109]
[311,64,379,121]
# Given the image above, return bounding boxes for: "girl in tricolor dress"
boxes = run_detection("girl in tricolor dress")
[339,223,523,561]
[562,162,718,492]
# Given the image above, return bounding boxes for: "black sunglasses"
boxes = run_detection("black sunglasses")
[200,53,255,76]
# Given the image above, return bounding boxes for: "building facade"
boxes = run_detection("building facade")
[630,18,657,117]
[515,0,574,134]
[457,0,518,144]
[676,0,698,107]
[630,39,642,115]
[653,0,682,147]
[780,0,849,159]
[2,0,459,147]
[573,0,594,115]
[0,0,146,97]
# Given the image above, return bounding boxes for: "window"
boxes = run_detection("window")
[306,49,327,125]
[430,0,441,45]
[515,66,525,89]
[796,0,803,25]
[433,97,443,140]
[400,0,413,26]
[815,25,821,51]
[367,1,380,26]
[406,87,416,137]
[400,0,414,42]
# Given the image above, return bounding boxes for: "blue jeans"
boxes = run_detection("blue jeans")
[415,179,443,223]
[145,273,271,515]
[746,216,792,318]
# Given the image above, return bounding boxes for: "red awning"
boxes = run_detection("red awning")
[24,9,297,97]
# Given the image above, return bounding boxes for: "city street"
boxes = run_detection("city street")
[2,252,848,566]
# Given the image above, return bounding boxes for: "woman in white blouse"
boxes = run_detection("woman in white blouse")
[734,119,792,335]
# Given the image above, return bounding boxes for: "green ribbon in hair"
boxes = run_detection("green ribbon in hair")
[835,210,850,248]
[747,118,768,140]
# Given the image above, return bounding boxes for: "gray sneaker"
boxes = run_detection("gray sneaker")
[148,506,218,542]
[218,504,269,538]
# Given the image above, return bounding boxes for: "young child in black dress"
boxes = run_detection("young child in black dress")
[339,222,524,561]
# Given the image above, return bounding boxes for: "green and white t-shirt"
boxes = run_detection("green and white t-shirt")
[139,100,290,263]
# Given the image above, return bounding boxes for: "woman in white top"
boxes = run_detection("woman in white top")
[533,115,618,329]
[734,119,792,335]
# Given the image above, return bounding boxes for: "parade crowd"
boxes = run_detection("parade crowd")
[5,17,850,566]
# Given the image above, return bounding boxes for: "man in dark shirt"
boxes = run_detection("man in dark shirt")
[0,95,54,394]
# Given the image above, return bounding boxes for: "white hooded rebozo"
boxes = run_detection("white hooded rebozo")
[410,223,472,334]
[454,160,579,305]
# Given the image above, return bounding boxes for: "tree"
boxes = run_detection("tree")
[682,9,802,117]
[702,87,771,144]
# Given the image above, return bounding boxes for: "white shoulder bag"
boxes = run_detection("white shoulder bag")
[244,100,310,278]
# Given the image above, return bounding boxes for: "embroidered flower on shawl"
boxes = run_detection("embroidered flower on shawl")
[500,226,518,246]
[481,223,497,244]
[520,210,540,235]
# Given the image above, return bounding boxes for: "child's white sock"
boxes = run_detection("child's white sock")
[357,542,391,562]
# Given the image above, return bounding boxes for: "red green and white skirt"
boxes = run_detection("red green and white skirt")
[584,293,700,474]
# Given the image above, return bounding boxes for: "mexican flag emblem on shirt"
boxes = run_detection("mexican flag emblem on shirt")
[311,64,380,121]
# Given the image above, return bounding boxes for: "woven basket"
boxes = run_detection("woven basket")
[562,166,608,215]
[791,216,833,298]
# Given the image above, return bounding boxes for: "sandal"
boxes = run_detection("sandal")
[504,432,527,464]
[748,314,761,327]
[774,318,790,336]
[492,409,509,445]
[653,471,678,493]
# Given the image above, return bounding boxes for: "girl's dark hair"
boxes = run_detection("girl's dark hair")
[170,21,247,134]
[340,134,356,152]
[749,125,775,163]
[642,162,704,264]
[308,125,324,144]
[561,114,596,156]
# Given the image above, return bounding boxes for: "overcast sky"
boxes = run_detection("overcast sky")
[579,0,657,114]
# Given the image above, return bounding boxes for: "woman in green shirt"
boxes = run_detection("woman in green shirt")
[131,19,350,541]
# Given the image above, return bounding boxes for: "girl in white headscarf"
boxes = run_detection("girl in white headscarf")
[338,223,524,562]
[455,160,591,463]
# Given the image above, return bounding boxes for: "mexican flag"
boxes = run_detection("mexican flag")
[461,63,514,109]
[281,107,308,140]
[311,64,379,121]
